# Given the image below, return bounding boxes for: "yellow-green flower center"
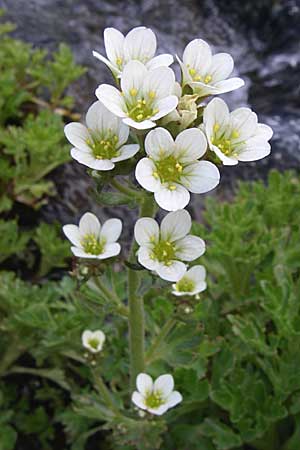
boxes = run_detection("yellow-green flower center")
[151,240,176,265]
[153,155,183,187]
[81,234,105,255]
[88,338,100,350]
[87,135,119,160]
[176,276,195,292]
[187,66,212,84]
[145,391,165,409]
[127,91,158,122]
[211,124,241,157]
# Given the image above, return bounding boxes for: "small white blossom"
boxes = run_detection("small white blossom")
[178,38,244,96]
[63,212,122,259]
[82,330,105,353]
[93,26,173,77]
[132,373,182,416]
[203,98,273,165]
[134,209,205,282]
[64,101,139,170]
[95,61,178,130]
[172,265,207,296]
[135,127,220,211]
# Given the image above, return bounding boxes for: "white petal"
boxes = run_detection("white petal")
[64,122,91,152]
[143,66,175,98]
[147,404,169,416]
[210,53,234,82]
[122,117,156,130]
[86,100,119,134]
[213,77,245,94]
[156,261,187,282]
[63,224,81,247]
[145,127,174,159]
[211,144,239,166]
[187,265,206,284]
[71,148,115,171]
[230,107,258,140]
[79,212,101,237]
[257,123,273,141]
[175,235,206,261]
[135,158,161,192]
[154,374,174,398]
[104,27,125,64]
[71,247,98,259]
[238,140,271,162]
[154,184,190,211]
[82,330,93,346]
[174,128,207,162]
[146,54,174,70]
[121,60,147,97]
[182,39,212,74]
[92,51,119,75]
[182,160,220,193]
[134,218,159,246]
[136,373,153,395]
[161,209,191,242]
[99,243,121,259]
[137,247,158,271]
[124,27,156,62]
[111,144,139,162]
[203,98,230,145]
[95,84,127,118]
[93,330,106,347]
[165,391,183,408]
[132,391,147,410]
[117,122,130,146]
[151,96,178,120]
[100,218,122,243]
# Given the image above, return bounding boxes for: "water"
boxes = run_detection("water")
[2,0,299,225]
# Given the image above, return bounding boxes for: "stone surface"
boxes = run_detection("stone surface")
[1,0,299,225]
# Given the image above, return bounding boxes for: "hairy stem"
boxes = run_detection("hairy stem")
[128,195,156,388]
[94,277,128,317]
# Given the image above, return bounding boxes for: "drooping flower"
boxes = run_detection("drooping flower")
[203,98,273,165]
[135,127,220,211]
[134,209,205,282]
[82,329,105,353]
[132,373,182,416]
[64,101,139,170]
[177,38,244,97]
[95,61,178,130]
[63,212,122,259]
[93,26,173,77]
[172,265,207,296]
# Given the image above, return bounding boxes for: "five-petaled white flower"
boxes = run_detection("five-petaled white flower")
[178,38,244,97]
[134,209,205,282]
[132,373,182,416]
[63,212,122,259]
[172,265,207,296]
[95,60,178,130]
[203,98,273,165]
[93,26,173,78]
[82,329,105,353]
[64,101,139,171]
[135,127,220,211]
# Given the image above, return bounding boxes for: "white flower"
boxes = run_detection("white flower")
[82,329,105,353]
[134,209,205,282]
[135,127,220,211]
[177,39,244,97]
[95,61,178,130]
[64,101,139,170]
[172,265,207,296]
[203,98,273,165]
[132,373,182,416]
[63,212,122,259]
[93,26,173,77]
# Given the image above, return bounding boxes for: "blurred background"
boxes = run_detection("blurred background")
[1,0,299,224]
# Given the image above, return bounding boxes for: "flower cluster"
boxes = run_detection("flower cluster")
[63,25,273,417]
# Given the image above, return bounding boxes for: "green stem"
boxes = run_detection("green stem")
[111,178,143,200]
[128,195,157,388]
[92,369,120,416]
[146,318,176,364]
[94,277,128,317]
